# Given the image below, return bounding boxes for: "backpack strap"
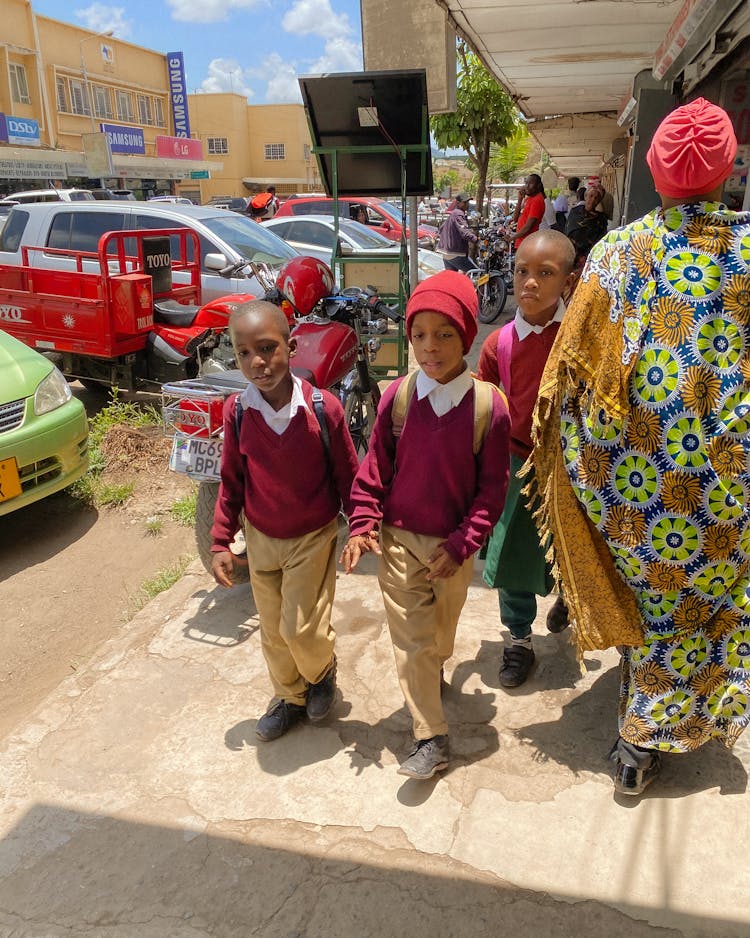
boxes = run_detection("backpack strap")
[311,387,331,464]
[471,378,506,456]
[234,393,243,439]
[391,371,419,439]
[496,321,515,396]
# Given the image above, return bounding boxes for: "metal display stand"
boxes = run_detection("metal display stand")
[299,71,433,378]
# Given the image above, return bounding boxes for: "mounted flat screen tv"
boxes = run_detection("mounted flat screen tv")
[299,70,433,198]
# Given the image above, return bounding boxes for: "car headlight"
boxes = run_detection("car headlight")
[34,367,72,415]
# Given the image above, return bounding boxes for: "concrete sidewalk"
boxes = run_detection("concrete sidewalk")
[1,546,748,937]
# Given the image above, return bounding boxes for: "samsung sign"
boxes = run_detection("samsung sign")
[99,122,145,154]
[0,114,41,147]
[167,52,191,139]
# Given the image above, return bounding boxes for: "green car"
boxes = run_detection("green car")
[0,329,89,516]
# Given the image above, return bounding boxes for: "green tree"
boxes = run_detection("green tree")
[431,41,520,214]
[434,168,459,194]
[488,126,532,184]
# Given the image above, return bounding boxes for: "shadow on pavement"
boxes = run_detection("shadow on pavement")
[518,666,749,798]
[182,583,258,647]
[1,803,744,937]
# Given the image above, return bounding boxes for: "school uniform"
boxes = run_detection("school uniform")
[349,368,511,739]
[478,301,564,639]
[212,375,359,706]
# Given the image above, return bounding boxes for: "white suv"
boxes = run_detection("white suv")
[0,188,95,204]
[0,201,298,300]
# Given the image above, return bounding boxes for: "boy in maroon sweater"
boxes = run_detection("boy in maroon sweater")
[341,271,511,780]
[212,301,359,742]
[477,230,576,688]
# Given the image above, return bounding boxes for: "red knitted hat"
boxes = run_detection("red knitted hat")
[647,97,737,199]
[405,270,478,353]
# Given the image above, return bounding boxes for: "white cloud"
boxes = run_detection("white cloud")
[309,37,362,74]
[167,0,264,25]
[199,59,255,98]
[282,0,351,40]
[262,54,303,104]
[74,4,131,38]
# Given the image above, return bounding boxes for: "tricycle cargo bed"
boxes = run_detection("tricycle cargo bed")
[0,228,201,360]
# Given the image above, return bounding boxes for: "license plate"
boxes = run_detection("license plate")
[477,273,490,287]
[169,435,223,481]
[0,457,22,503]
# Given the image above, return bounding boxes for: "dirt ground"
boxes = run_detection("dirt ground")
[0,418,197,740]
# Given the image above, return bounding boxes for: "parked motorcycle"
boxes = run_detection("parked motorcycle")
[162,256,400,578]
[467,224,512,324]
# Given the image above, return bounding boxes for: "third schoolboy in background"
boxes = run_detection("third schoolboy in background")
[478,230,576,687]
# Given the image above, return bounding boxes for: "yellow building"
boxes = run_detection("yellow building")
[179,94,321,205]
[0,0,216,197]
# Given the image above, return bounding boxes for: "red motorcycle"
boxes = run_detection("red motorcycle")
[162,256,400,578]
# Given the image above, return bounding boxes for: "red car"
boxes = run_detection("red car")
[274,195,437,249]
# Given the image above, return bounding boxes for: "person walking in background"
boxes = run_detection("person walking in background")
[478,231,576,687]
[211,300,359,742]
[552,176,580,231]
[565,185,608,267]
[531,98,750,796]
[341,272,510,780]
[511,174,546,248]
[436,192,478,272]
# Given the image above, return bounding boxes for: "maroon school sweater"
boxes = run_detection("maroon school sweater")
[211,381,359,549]
[477,322,560,459]
[348,377,511,563]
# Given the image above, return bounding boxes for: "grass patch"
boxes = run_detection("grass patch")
[97,481,135,508]
[129,555,193,616]
[170,489,198,526]
[145,515,164,536]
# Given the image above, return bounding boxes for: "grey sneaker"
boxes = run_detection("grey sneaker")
[255,700,307,741]
[397,735,450,779]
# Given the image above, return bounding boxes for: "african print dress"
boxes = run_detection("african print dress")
[561,202,750,752]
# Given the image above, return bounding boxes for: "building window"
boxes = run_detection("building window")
[116,90,134,122]
[207,137,228,155]
[137,94,153,125]
[264,143,285,161]
[69,78,91,116]
[154,97,165,127]
[56,77,70,113]
[10,63,30,105]
[92,84,112,120]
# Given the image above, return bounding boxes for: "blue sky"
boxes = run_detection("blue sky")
[32,0,364,104]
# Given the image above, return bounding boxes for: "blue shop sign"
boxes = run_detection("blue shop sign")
[4,115,41,146]
[99,122,145,154]
[167,52,191,139]
[0,113,7,143]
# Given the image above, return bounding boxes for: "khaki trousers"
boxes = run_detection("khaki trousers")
[379,525,474,739]
[245,518,338,706]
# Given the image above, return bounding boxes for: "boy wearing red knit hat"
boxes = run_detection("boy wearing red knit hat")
[341,270,511,779]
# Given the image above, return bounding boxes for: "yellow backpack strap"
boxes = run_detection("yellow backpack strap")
[471,378,505,455]
[391,370,419,440]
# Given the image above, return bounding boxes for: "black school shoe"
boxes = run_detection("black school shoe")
[609,739,662,796]
[499,645,535,687]
[306,657,337,722]
[255,700,307,741]
[546,595,570,633]
[397,735,450,779]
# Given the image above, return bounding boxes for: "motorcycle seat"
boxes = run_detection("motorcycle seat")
[154,299,202,326]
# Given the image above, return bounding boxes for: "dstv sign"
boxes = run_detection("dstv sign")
[0,114,41,147]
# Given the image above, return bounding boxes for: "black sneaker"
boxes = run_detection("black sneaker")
[499,645,535,687]
[610,741,662,796]
[546,595,570,633]
[255,700,307,741]
[306,657,337,722]
[397,735,450,779]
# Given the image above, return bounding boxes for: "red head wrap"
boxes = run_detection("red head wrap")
[646,97,737,199]
[405,270,478,354]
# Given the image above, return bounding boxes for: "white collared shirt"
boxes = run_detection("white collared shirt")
[239,373,310,435]
[415,366,473,417]
[514,298,565,341]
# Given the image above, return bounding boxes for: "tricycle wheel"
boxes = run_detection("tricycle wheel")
[195,481,249,584]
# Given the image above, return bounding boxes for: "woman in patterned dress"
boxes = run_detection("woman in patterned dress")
[531,98,750,795]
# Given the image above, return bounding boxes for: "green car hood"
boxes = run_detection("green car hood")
[0,329,52,404]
